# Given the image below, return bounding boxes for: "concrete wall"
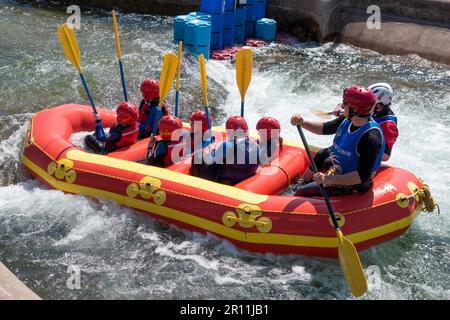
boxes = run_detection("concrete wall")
[0,262,41,300]
[266,0,450,64]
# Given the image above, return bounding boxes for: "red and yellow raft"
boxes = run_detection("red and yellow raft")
[22,105,431,258]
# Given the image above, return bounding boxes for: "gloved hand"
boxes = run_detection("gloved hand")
[94,119,106,139]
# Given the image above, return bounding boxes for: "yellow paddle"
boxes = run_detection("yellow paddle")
[147,52,179,161]
[57,23,100,121]
[236,48,253,117]
[312,109,334,118]
[150,52,178,136]
[296,125,368,297]
[199,54,212,135]
[174,41,183,117]
[112,10,128,102]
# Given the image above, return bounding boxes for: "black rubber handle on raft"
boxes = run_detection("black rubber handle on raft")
[296,125,341,230]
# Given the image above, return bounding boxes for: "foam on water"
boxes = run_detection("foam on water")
[0,1,449,300]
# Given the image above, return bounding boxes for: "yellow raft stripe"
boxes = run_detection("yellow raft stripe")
[23,155,419,249]
[66,149,268,205]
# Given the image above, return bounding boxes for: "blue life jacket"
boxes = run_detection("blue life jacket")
[216,138,260,183]
[330,118,384,176]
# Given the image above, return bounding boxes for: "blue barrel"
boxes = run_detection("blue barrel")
[200,0,225,15]
[246,0,257,4]
[188,12,211,22]
[245,3,256,22]
[184,19,211,47]
[223,11,235,46]
[224,11,236,29]
[188,45,210,60]
[211,31,223,50]
[235,6,246,26]
[174,15,193,42]
[223,28,235,46]
[225,0,236,11]
[255,0,266,20]
[211,13,224,33]
[245,21,255,38]
[234,25,245,44]
[255,18,277,41]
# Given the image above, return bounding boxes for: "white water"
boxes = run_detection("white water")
[0,1,449,300]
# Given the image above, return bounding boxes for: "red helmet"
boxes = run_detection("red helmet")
[116,102,138,125]
[256,117,281,140]
[189,110,212,134]
[343,86,377,116]
[158,115,182,140]
[140,79,160,101]
[226,116,248,131]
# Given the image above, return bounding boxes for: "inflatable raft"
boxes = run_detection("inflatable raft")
[22,104,432,258]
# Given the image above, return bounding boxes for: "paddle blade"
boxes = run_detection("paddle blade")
[337,230,368,297]
[199,54,208,107]
[176,41,183,91]
[159,53,179,106]
[312,109,334,118]
[112,10,122,60]
[57,23,81,73]
[236,48,253,103]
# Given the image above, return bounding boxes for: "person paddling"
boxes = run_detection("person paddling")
[291,86,385,197]
[256,117,283,165]
[138,79,169,138]
[85,102,139,154]
[368,83,398,161]
[147,115,184,167]
[332,83,398,161]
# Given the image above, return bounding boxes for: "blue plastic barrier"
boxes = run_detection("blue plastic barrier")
[224,11,236,29]
[211,13,224,33]
[174,15,193,42]
[245,20,255,37]
[255,18,277,41]
[234,25,245,44]
[223,28,235,46]
[225,0,236,11]
[255,0,267,20]
[235,6,246,26]
[223,11,236,46]
[188,12,211,22]
[211,31,223,50]
[200,0,226,15]
[184,19,211,58]
[245,3,256,22]
[185,19,211,47]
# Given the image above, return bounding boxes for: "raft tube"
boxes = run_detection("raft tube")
[22,105,428,258]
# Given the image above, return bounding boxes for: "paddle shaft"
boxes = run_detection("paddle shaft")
[79,73,99,117]
[241,102,245,118]
[175,91,180,117]
[118,59,128,102]
[175,41,182,117]
[112,10,128,102]
[296,125,340,229]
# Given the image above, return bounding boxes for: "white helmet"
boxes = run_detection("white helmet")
[368,83,394,106]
